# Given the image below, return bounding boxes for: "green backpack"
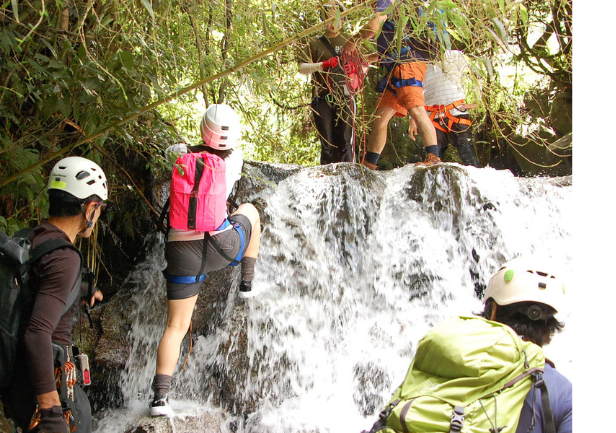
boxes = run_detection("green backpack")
[362,316,553,433]
[0,229,81,388]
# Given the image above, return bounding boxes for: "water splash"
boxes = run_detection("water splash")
[94,163,572,433]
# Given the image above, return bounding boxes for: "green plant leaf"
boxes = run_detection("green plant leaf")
[11,0,19,23]
[140,0,155,20]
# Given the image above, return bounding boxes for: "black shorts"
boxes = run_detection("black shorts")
[164,214,252,300]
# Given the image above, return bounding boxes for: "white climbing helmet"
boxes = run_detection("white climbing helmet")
[200,104,241,150]
[47,156,108,201]
[484,257,566,313]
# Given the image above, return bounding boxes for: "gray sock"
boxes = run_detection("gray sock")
[241,257,257,282]
[152,374,172,399]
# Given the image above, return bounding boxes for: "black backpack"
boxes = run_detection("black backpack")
[0,228,82,388]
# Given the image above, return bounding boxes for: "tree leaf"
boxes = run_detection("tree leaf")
[73,100,81,124]
[119,50,135,70]
[140,0,155,21]
[482,25,508,52]
[518,5,528,25]
[11,0,19,23]
[491,17,508,44]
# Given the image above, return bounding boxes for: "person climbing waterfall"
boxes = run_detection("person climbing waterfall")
[298,0,364,165]
[1,156,107,433]
[416,49,481,167]
[342,0,440,169]
[362,257,572,433]
[150,103,262,417]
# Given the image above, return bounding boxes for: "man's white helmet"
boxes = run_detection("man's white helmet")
[200,104,241,150]
[484,257,566,313]
[47,156,108,200]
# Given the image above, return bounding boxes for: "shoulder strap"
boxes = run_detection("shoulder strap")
[187,156,206,230]
[29,238,83,316]
[318,35,338,58]
[533,371,557,433]
[158,197,171,235]
[29,238,76,263]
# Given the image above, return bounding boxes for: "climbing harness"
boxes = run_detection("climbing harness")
[163,218,246,285]
[376,62,423,96]
[426,99,472,133]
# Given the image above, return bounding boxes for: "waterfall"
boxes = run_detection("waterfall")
[93,163,573,433]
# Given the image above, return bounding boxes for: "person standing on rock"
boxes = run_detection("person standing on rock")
[418,49,481,167]
[342,0,440,169]
[150,103,262,417]
[1,156,107,433]
[298,0,361,165]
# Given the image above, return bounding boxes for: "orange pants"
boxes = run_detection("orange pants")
[376,62,427,118]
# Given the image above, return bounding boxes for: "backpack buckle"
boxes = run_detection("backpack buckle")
[450,406,465,433]
[379,399,399,421]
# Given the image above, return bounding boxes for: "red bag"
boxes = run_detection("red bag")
[169,152,227,231]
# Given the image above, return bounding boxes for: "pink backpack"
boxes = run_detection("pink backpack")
[169,152,227,231]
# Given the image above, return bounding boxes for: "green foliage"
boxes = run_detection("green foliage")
[0,0,572,225]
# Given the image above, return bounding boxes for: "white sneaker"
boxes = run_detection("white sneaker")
[150,395,173,417]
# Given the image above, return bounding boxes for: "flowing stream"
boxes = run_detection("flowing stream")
[93,163,573,433]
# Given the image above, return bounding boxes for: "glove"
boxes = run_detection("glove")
[344,60,359,91]
[343,60,357,76]
[321,56,339,70]
[33,406,69,433]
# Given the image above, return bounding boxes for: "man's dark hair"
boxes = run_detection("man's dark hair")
[48,189,103,217]
[188,144,233,160]
[481,300,565,347]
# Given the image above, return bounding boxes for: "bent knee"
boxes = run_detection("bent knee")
[234,203,260,226]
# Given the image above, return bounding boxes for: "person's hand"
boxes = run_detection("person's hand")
[34,406,69,433]
[457,103,477,112]
[365,52,380,65]
[408,118,418,140]
[341,39,358,55]
[321,56,339,70]
[89,289,103,307]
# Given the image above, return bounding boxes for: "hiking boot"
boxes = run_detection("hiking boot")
[150,394,172,417]
[238,280,256,299]
[415,153,442,167]
[362,161,378,170]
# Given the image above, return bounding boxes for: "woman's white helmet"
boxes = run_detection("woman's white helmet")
[484,257,566,313]
[47,156,108,201]
[200,104,241,150]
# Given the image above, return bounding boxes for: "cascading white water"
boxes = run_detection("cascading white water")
[93,163,573,433]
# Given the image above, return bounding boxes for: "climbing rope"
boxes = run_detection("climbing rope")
[341,49,369,97]
[341,50,370,162]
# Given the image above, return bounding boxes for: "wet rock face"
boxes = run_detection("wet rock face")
[69,161,314,430]
[118,412,223,433]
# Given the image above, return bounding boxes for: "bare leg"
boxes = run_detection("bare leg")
[367,106,397,154]
[409,105,441,166]
[156,294,199,376]
[408,105,437,148]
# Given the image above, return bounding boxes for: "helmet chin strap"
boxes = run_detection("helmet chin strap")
[79,203,95,235]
